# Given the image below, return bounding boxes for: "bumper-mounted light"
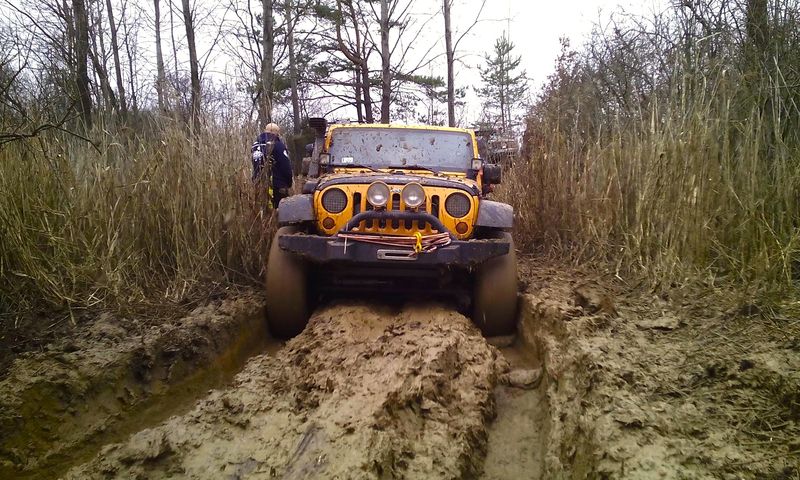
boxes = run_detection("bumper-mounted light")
[366,182,390,208]
[401,183,426,209]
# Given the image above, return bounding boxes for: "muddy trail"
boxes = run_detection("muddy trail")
[2,259,798,479]
[64,303,543,479]
[0,294,276,479]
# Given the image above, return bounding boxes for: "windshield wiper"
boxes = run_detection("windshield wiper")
[336,163,380,172]
[396,164,439,174]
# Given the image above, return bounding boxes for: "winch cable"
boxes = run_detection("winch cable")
[337,231,452,255]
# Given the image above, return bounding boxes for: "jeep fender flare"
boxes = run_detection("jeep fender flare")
[475,200,513,230]
[278,194,315,225]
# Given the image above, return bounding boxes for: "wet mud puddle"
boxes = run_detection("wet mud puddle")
[482,336,548,480]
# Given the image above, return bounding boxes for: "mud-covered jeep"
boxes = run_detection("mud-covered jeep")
[266,119,517,337]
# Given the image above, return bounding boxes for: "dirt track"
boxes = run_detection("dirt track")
[2,259,798,479]
[66,303,512,479]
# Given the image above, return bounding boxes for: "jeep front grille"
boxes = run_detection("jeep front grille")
[348,192,443,235]
[317,185,476,240]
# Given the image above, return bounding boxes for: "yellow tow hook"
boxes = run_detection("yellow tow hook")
[414,231,423,254]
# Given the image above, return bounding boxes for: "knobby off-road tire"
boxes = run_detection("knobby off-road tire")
[265,226,309,338]
[473,231,518,336]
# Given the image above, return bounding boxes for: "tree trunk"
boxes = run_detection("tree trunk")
[350,4,372,122]
[169,0,180,117]
[153,0,167,111]
[88,46,117,113]
[443,0,455,127]
[181,0,201,129]
[260,0,274,125]
[353,68,364,122]
[500,49,507,130]
[379,0,390,123]
[72,0,92,129]
[360,59,374,122]
[123,21,139,114]
[746,0,770,69]
[105,0,127,119]
[285,0,300,133]
[90,1,114,113]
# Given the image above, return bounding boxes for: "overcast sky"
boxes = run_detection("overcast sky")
[3,0,667,127]
[421,0,666,125]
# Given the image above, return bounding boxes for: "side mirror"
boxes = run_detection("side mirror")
[483,164,502,185]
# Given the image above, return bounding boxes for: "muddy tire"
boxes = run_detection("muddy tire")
[473,231,518,336]
[266,226,309,338]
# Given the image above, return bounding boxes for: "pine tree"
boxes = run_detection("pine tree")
[476,36,527,131]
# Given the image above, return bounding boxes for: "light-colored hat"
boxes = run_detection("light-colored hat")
[264,123,281,135]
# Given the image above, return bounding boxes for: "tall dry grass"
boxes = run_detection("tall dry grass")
[499,3,800,290]
[0,120,273,319]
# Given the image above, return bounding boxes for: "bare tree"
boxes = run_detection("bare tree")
[105,0,128,118]
[72,0,93,128]
[181,0,202,127]
[333,0,375,122]
[260,0,274,124]
[120,4,140,113]
[154,0,168,111]
[443,0,454,126]
[379,0,390,122]
[88,21,117,114]
[285,0,300,132]
[442,0,484,127]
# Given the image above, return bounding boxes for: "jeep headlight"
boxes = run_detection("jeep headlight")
[366,182,390,208]
[321,188,347,214]
[401,183,425,209]
[445,192,471,218]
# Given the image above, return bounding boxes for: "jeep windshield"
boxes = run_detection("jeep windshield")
[328,127,474,172]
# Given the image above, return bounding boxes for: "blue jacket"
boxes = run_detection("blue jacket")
[251,132,293,189]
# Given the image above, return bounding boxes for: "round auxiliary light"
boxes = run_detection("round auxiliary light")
[321,188,347,214]
[401,183,426,209]
[366,182,390,208]
[445,192,471,218]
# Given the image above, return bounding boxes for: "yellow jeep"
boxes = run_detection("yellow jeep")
[266,118,517,337]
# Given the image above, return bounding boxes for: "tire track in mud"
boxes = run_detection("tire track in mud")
[0,294,274,479]
[67,303,511,479]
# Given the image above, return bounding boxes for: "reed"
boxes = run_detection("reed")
[499,2,800,290]
[0,120,273,319]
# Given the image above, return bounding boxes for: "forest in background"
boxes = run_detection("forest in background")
[1,0,799,322]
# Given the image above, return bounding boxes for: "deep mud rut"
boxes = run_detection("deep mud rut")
[65,303,529,479]
[2,259,798,479]
[0,294,275,479]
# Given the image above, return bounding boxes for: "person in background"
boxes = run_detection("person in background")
[251,123,293,209]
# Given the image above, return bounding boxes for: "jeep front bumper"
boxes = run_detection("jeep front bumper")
[279,234,509,268]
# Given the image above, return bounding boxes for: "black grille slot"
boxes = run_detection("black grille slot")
[364,195,373,229]
[391,193,401,211]
[353,192,362,215]
[431,195,440,218]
